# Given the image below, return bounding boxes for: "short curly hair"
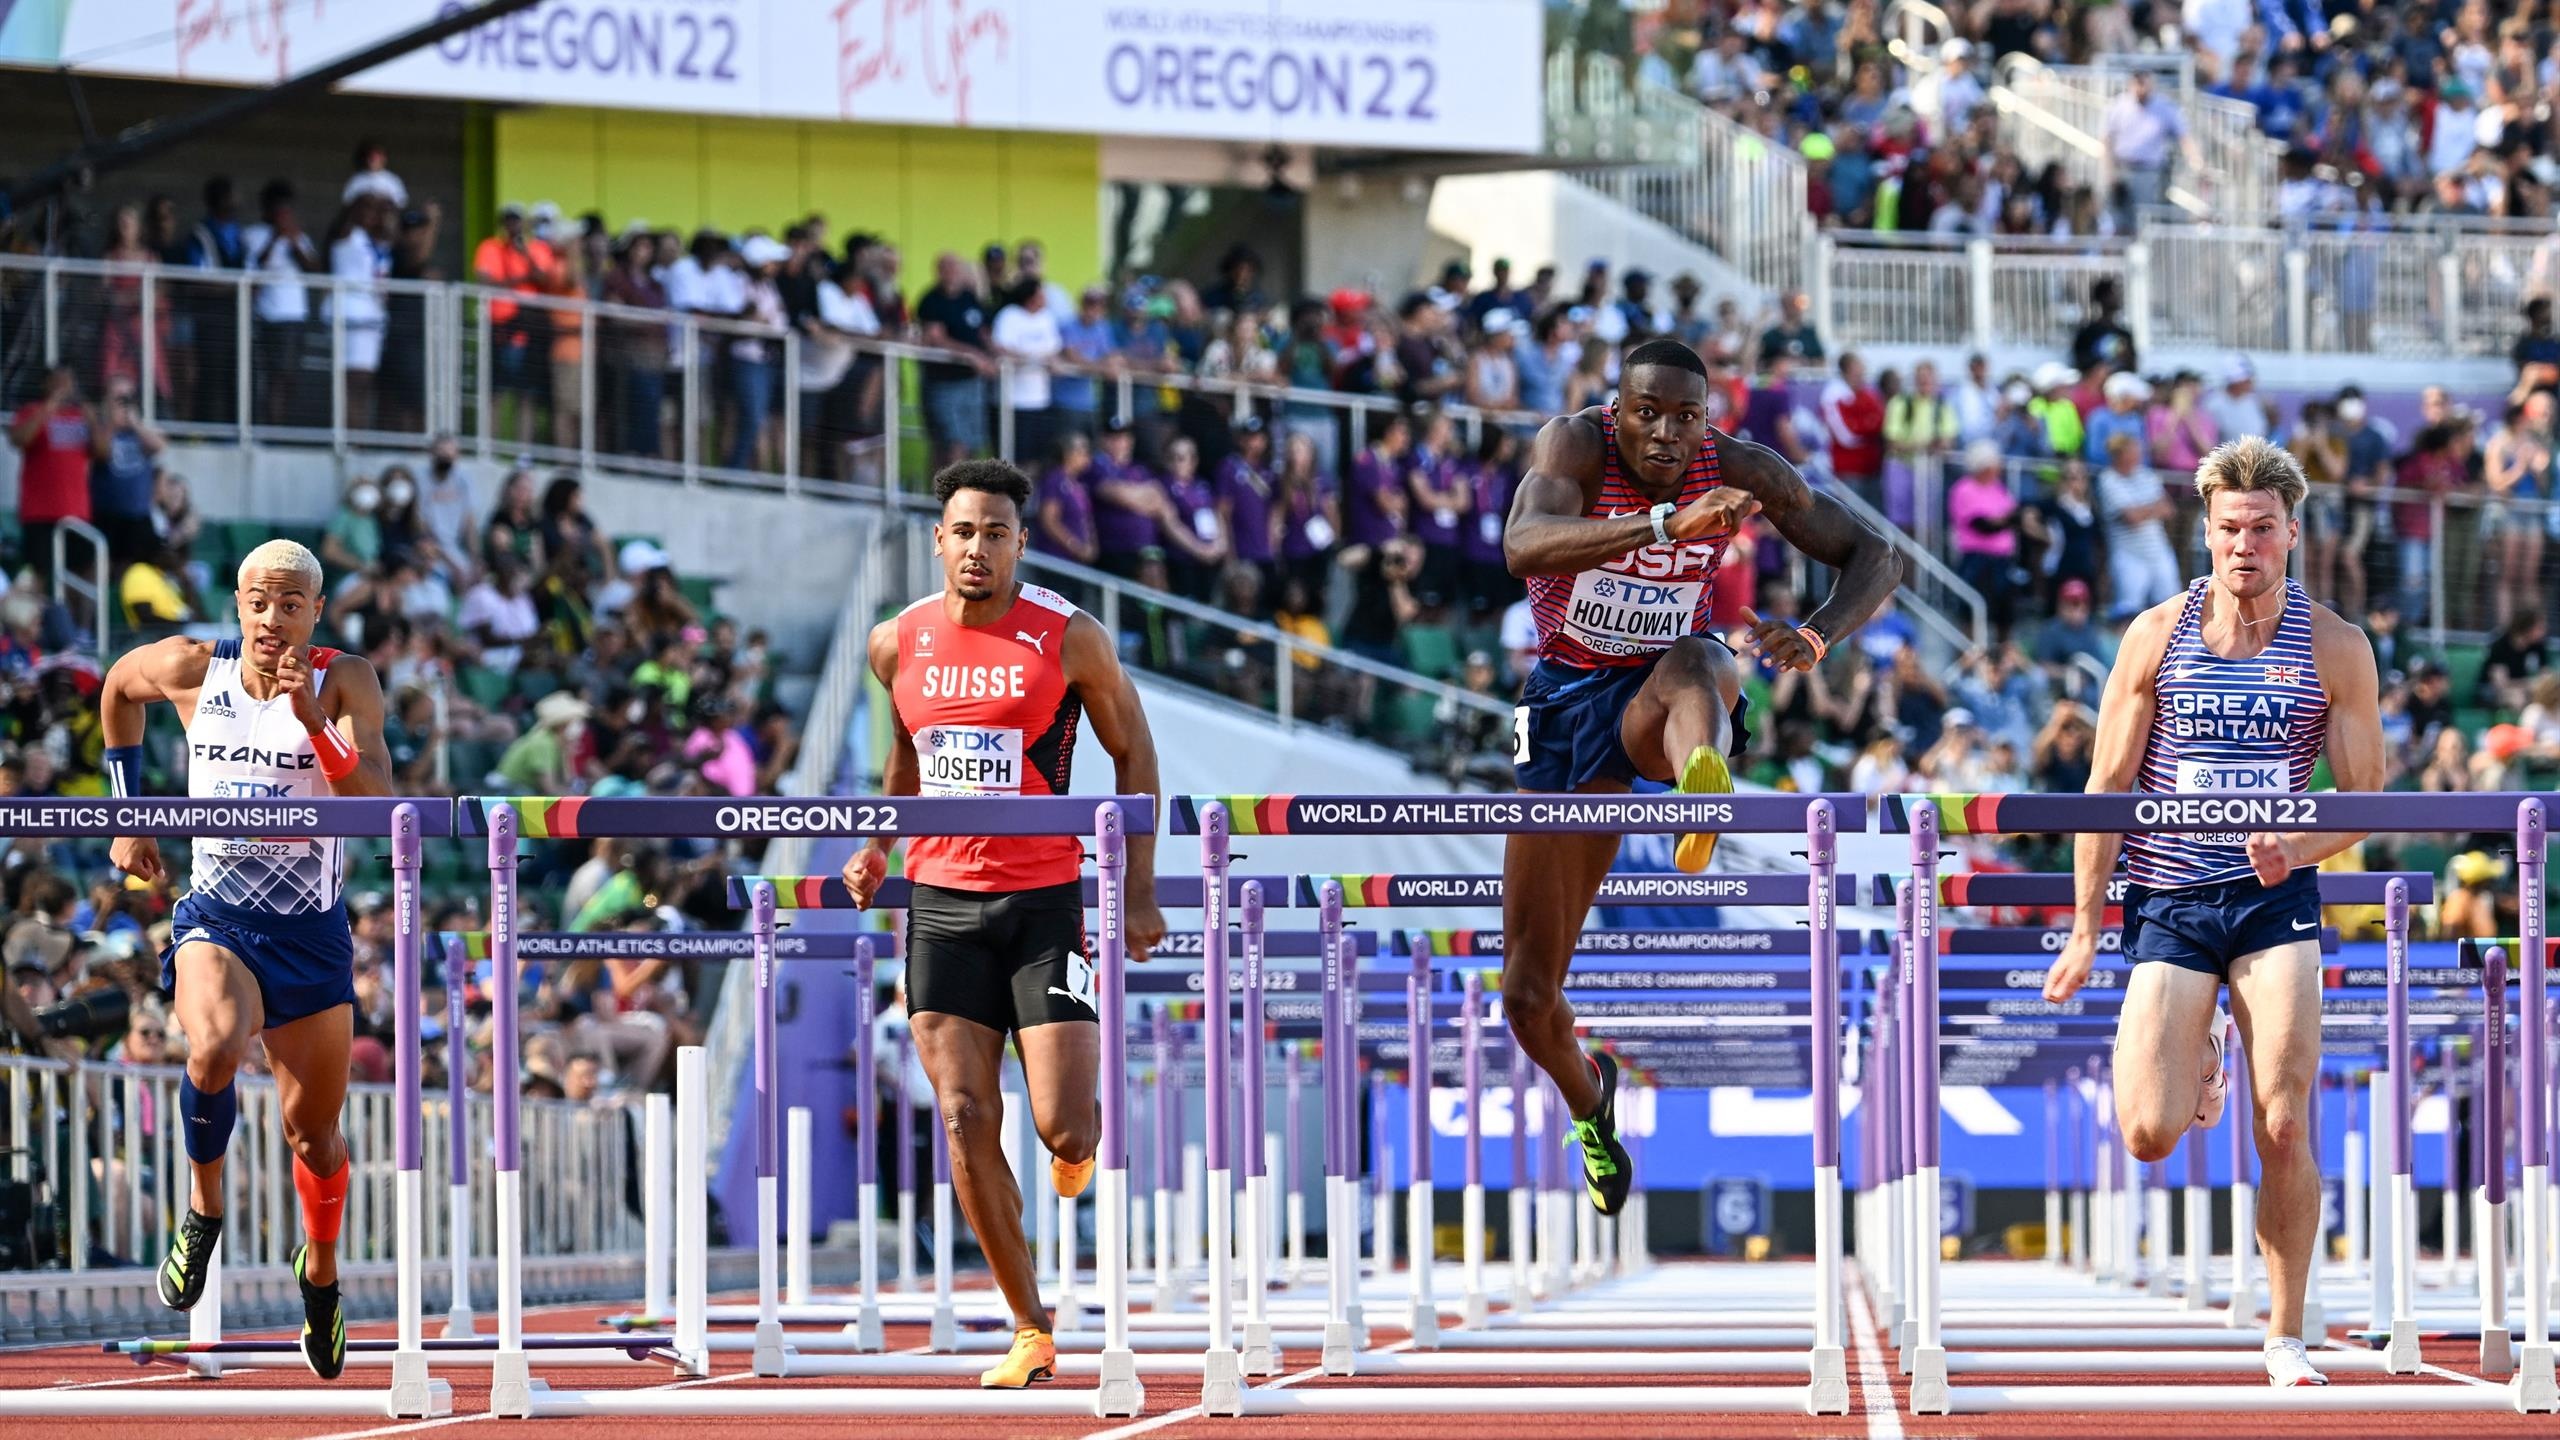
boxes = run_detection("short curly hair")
[931,459,1032,515]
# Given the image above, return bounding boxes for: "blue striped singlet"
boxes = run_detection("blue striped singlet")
[2122,577,2330,890]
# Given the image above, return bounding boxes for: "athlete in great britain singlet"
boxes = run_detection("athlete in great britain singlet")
[100,539,395,1381]
[840,460,1168,1389]
[1498,337,1899,1217]
[2044,439,2384,1389]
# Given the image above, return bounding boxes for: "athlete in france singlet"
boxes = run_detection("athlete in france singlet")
[1525,407,1733,667]
[2122,576,2330,890]
[889,583,1084,891]
[185,639,345,913]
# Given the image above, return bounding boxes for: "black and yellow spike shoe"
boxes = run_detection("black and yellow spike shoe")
[292,1244,346,1380]
[157,1208,222,1311]
[1569,1051,1634,1216]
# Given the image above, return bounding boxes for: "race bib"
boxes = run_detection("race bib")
[1434,507,1458,530]
[915,724,1024,795]
[1193,508,1220,542]
[1303,515,1335,549]
[1478,513,1503,546]
[2175,757,2285,847]
[1561,569,1703,658]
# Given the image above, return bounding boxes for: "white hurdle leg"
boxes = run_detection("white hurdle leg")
[2521,1159,2559,1410]
[2481,1185,2513,1375]
[1462,1181,1488,1328]
[1508,1184,1533,1317]
[930,1159,956,1352]
[1055,1189,1083,1334]
[2367,1073,2392,1342]
[786,1107,812,1308]
[2228,1178,2258,1328]
[2345,1120,2368,1305]
[1182,1141,1206,1275]
[853,1176,885,1351]
[642,1095,671,1321]
[674,1047,710,1377]
[445,1175,474,1338]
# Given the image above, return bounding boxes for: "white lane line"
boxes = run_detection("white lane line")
[1076,1354,1349,1440]
[1845,1274,1905,1440]
[48,1371,194,1390]
[303,1365,754,1440]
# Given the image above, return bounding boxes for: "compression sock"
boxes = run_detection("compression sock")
[178,1075,239,1165]
[293,1153,349,1244]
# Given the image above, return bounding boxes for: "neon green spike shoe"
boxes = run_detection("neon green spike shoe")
[1570,1051,1634,1216]
[292,1244,346,1380]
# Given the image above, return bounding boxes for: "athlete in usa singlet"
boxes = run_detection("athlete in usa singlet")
[2123,577,2330,891]
[1525,406,1733,667]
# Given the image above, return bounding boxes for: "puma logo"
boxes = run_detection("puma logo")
[1017,631,1047,655]
[1047,985,1094,1014]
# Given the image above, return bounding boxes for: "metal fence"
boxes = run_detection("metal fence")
[1818,222,2560,360]
[1997,57,2280,222]
[0,1054,639,1305]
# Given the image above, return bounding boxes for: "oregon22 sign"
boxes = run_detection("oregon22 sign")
[23,0,1543,154]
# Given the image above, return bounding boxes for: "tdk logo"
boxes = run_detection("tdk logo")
[199,690,237,718]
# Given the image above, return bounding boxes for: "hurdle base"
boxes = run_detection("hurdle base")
[1199,1346,1244,1416]
[2516,1342,2557,1412]
[929,1305,957,1353]
[389,1355,445,1419]
[2384,1318,2420,1375]
[2302,1293,2326,1341]
[1096,1346,1144,1418]
[1344,1300,1368,1349]
[1321,1320,1356,1375]
[489,1356,534,1418]
[1462,1291,1489,1328]
[753,1320,788,1376]
[1240,1320,1279,1376]
[846,1301,885,1352]
[1896,1319,1916,1371]
[2480,1326,2514,1376]
[1408,1299,1442,1351]
[1907,1345,1950,1415]
[442,1306,477,1339]
[1808,1345,1848,1415]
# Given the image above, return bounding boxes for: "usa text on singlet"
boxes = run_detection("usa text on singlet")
[890,585,1084,892]
[187,640,345,913]
[1524,407,1732,668]
[2124,577,2330,889]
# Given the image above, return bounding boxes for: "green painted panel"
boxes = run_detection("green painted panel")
[493,109,603,216]
[899,128,1007,285]
[701,115,806,235]
[1000,131,1103,287]
[801,123,908,245]
[599,112,712,234]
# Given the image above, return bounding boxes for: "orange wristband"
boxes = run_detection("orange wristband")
[1795,625,1831,663]
[310,724,359,782]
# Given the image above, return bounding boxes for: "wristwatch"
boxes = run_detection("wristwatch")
[1649,501,1677,546]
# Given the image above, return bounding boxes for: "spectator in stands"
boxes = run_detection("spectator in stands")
[1091,417,1165,583]
[1948,352,1999,446]
[2034,578,2111,695]
[2084,372,2151,466]
[2483,394,2551,628]
[2067,277,2138,377]
[1346,410,1414,555]
[2147,372,2218,474]
[1216,417,1278,611]
[120,541,194,629]
[915,251,996,471]
[483,466,542,574]
[342,138,407,209]
[1991,373,2050,462]
[2027,362,2084,460]
[723,236,788,473]
[150,470,207,597]
[2514,298,2560,403]
[180,177,247,424]
[242,179,319,428]
[2097,433,2178,619]
[1948,440,2025,635]
[327,192,393,432]
[1884,359,1958,520]
[2392,416,2470,619]
[2431,78,2485,181]
[1405,410,1469,611]
[457,554,541,677]
[1822,351,1886,505]
[2481,609,2550,712]
[1037,431,1102,571]
[992,276,1064,468]
[1274,431,1339,603]
[1758,291,1824,366]
[1466,310,1522,412]
[1155,436,1228,602]
[1517,307,1577,418]
[1054,284,1120,443]
[540,476,609,582]
[11,363,108,589]
[473,201,558,445]
[601,236,671,459]
[321,473,386,577]
[88,378,163,574]
[418,436,478,586]
[1391,294,1460,407]
[2204,355,2272,442]
[1462,427,1523,624]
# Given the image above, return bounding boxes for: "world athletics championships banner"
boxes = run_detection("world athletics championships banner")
[9,0,1542,154]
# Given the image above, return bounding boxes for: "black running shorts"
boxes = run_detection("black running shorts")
[905,879,1096,1033]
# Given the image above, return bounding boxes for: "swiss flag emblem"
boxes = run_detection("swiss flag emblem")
[916,628,935,656]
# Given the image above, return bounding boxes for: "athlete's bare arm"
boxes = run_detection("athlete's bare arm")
[100,637,215,883]
[307,654,393,798]
[2046,600,2180,1002]
[1502,413,1760,578]
[1716,434,1905,671]
[2248,607,2384,880]
[842,620,918,908]
[1064,609,1167,962]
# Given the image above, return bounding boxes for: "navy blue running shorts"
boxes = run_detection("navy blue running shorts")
[1512,640,1751,792]
[160,894,357,1026]
[2119,869,2322,980]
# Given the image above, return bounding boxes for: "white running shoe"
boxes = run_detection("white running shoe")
[2264,1336,2329,1388]
[2194,1008,2230,1129]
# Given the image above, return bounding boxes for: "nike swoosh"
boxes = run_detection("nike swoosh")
[2290,920,2316,932]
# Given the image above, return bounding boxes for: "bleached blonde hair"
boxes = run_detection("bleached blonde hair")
[2195,437,2310,517]
[237,539,324,593]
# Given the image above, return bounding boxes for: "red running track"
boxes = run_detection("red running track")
[2,1273,2547,1440]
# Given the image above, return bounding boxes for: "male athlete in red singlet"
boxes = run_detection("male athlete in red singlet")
[1502,338,1900,1213]
[840,459,1168,1389]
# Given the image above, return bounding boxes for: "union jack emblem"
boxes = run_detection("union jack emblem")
[2263,665,2303,685]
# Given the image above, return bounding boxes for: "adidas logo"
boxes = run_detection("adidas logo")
[199,690,237,718]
